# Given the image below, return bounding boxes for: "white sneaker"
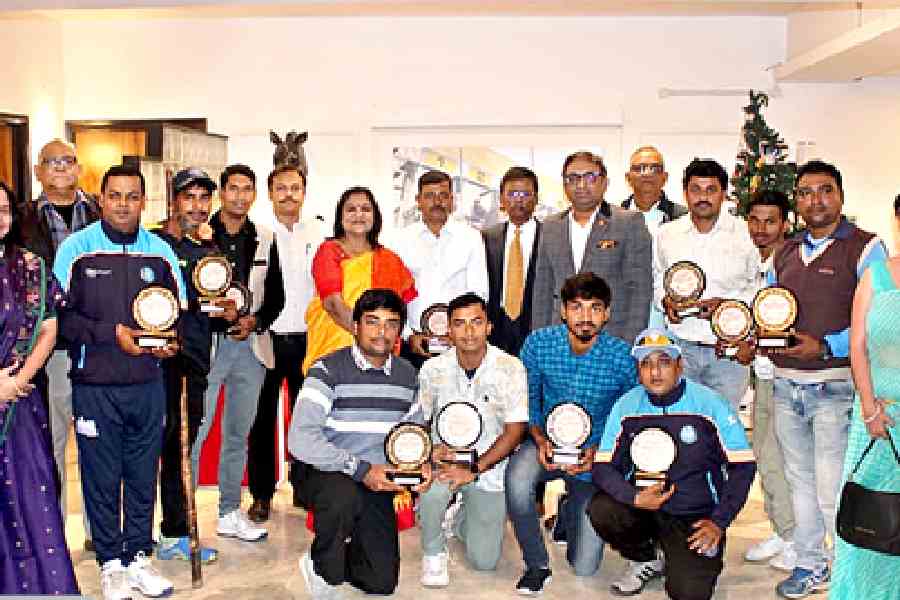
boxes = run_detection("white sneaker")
[744,533,785,562]
[299,552,343,600]
[101,559,133,600]
[217,509,268,542]
[769,541,797,572]
[610,559,664,596]
[126,552,173,598]
[421,552,450,588]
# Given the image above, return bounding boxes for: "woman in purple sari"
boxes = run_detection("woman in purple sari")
[0,180,78,595]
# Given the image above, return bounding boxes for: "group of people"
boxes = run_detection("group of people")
[0,138,896,600]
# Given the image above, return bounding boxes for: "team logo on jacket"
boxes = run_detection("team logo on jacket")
[140,266,156,283]
[679,424,697,445]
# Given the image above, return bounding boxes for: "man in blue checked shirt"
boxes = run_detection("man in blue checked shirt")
[506,272,637,595]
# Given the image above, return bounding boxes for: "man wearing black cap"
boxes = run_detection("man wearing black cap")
[154,168,236,563]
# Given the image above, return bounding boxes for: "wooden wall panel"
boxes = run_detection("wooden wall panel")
[73,128,147,195]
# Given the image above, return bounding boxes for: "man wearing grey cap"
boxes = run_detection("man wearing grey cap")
[590,329,755,600]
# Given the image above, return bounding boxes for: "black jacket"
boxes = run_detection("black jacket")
[621,191,687,223]
[18,191,101,269]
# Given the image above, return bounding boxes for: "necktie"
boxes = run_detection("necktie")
[504,226,524,320]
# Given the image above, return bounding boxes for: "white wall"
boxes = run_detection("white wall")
[7,13,899,244]
[1,17,64,191]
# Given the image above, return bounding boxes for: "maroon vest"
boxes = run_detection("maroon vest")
[772,221,875,371]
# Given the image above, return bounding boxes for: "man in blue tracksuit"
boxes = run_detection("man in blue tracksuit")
[54,165,186,600]
[589,328,756,600]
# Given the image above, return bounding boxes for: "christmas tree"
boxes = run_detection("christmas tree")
[731,90,797,218]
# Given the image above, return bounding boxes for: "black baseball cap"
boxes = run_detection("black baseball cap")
[173,167,217,195]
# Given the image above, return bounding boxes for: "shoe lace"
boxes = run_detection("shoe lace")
[630,561,658,582]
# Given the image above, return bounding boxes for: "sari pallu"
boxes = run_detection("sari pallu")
[303,241,417,375]
[0,249,78,595]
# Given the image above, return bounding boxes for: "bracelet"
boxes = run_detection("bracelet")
[863,403,882,424]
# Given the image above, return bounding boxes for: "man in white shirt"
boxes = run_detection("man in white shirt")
[653,158,759,409]
[741,190,797,571]
[391,170,489,369]
[248,165,324,522]
[418,293,528,587]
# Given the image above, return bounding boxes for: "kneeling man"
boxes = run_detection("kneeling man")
[418,293,528,586]
[590,329,755,600]
[289,289,432,599]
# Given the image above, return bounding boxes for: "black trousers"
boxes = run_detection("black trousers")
[248,333,307,501]
[296,463,400,594]
[588,492,725,600]
[159,357,207,538]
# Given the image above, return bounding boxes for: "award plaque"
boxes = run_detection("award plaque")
[133,286,179,348]
[664,261,706,318]
[546,403,592,465]
[435,401,483,467]
[630,427,677,487]
[711,300,754,357]
[385,422,432,486]
[224,282,252,318]
[193,255,232,313]
[420,303,450,354]
[753,287,798,349]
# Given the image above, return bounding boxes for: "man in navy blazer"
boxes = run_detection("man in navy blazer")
[482,167,542,356]
[531,151,652,343]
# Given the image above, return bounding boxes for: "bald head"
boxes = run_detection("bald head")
[626,145,668,211]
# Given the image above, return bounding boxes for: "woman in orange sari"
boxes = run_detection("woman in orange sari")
[303,187,417,374]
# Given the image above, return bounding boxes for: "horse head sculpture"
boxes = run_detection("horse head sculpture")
[270,130,309,176]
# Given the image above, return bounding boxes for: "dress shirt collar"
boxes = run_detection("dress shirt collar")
[273,218,301,234]
[677,209,736,235]
[506,217,537,236]
[567,204,603,230]
[351,344,392,375]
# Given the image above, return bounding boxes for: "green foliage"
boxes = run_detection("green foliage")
[730,90,797,218]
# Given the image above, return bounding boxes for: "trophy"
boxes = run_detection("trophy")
[630,427,677,487]
[384,422,432,486]
[420,303,450,354]
[711,300,754,357]
[193,255,232,313]
[133,286,179,348]
[664,261,706,318]
[545,403,592,465]
[224,282,252,318]
[753,287,798,349]
[435,401,483,468]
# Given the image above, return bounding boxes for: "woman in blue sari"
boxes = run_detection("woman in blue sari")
[0,181,78,594]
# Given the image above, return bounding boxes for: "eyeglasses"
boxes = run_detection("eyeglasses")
[630,163,664,175]
[421,191,451,201]
[41,156,77,168]
[796,183,837,200]
[504,190,534,201]
[563,172,605,186]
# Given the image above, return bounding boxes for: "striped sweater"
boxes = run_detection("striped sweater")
[288,345,422,481]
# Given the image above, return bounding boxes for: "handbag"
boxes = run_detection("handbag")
[836,430,900,556]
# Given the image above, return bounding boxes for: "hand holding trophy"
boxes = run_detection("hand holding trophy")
[711,300,754,358]
[132,286,179,348]
[663,261,706,320]
[193,255,232,313]
[420,303,450,355]
[384,422,432,487]
[753,287,798,351]
[435,401,484,470]
[545,402,592,466]
[631,427,677,488]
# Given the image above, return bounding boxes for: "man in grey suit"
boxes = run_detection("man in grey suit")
[531,151,652,343]
[483,167,542,356]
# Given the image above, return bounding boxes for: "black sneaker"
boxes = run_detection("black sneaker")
[516,567,552,596]
[551,494,568,546]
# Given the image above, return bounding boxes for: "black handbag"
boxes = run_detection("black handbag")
[836,431,900,556]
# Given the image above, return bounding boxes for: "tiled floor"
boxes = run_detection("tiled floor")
[62,435,791,599]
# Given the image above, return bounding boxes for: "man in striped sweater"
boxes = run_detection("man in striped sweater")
[289,288,432,599]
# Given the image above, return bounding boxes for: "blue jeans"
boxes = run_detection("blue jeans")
[773,377,853,571]
[675,337,750,409]
[190,337,266,516]
[505,440,603,576]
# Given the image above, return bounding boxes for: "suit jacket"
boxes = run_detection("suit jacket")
[482,220,542,356]
[531,203,652,343]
